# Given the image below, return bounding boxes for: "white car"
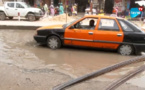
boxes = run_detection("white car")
[0,1,43,21]
[85,8,97,16]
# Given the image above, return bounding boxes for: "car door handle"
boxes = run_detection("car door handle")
[15,9,17,10]
[88,32,93,35]
[117,34,122,37]
[6,8,9,9]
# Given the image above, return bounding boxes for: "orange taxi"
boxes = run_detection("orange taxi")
[34,15,145,55]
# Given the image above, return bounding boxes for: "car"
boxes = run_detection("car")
[0,1,43,21]
[34,15,145,55]
[85,8,97,15]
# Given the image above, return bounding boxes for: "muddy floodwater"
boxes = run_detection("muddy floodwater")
[0,29,145,90]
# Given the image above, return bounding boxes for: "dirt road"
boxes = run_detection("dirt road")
[0,30,144,90]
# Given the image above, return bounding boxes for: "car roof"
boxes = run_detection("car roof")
[84,15,124,20]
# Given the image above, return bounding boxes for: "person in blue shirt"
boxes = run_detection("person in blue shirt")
[59,3,64,15]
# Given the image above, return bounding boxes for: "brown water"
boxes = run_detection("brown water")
[0,30,145,88]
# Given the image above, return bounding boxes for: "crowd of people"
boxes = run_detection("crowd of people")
[42,2,64,17]
[40,2,78,17]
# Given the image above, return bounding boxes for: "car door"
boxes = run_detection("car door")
[93,18,124,49]
[16,3,27,17]
[64,17,98,47]
[5,2,17,16]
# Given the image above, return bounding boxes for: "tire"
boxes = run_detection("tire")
[47,36,61,49]
[27,14,36,21]
[118,44,134,56]
[8,17,13,20]
[36,17,40,20]
[0,12,6,20]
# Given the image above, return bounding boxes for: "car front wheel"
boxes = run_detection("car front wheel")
[27,14,36,21]
[47,36,61,49]
[118,44,134,55]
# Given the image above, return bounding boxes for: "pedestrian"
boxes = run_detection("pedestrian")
[113,7,118,17]
[59,3,64,15]
[43,4,48,17]
[68,4,72,16]
[50,3,55,16]
[55,6,59,16]
[72,4,77,16]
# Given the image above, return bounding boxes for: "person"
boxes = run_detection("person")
[50,3,55,16]
[43,4,48,17]
[68,4,72,16]
[89,20,95,30]
[72,4,77,16]
[55,6,59,16]
[100,8,104,13]
[59,3,64,15]
[113,7,118,17]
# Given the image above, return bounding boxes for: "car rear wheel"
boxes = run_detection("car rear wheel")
[27,14,36,21]
[47,36,61,49]
[118,44,134,55]
[0,12,6,20]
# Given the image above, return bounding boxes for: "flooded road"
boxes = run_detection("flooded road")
[0,29,145,90]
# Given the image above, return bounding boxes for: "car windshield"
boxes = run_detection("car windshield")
[63,18,81,28]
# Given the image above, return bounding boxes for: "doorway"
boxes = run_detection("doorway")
[75,0,89,12]
[53,0,59,6]
[29,0,34,6]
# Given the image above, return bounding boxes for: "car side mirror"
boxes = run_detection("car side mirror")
[70,26,74,29]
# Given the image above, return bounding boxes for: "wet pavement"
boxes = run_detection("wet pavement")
[0,29,145,90]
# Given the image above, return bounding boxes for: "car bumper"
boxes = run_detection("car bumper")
[34,12,43,18]
[134,44,145,55]
[34,35,47,44]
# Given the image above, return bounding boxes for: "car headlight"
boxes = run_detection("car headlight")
[35,11,39,13]
[34,10,40,13]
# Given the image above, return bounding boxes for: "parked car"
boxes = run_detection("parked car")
[34,15,145,55]
[0,1,43,21]
[85,8,97,16]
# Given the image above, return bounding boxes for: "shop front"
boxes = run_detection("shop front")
[105,0,141,14]
[23,0,101,13]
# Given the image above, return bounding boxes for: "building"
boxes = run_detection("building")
[0,0,104,12]
[0,0,3,6]
[25,0,104,12]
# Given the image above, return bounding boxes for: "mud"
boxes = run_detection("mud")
[0,30,145,90]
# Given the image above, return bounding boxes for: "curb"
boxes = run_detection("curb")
[0,25,40,30]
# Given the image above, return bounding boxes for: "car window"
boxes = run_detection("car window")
[7,3,14,8]
[119,20,134,32]
[16,3,24,8]
[98,19,119,31]
[74,18,98,30]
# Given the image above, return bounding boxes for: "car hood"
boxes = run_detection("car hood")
[28,7,41,11]
[37,25,63,30]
